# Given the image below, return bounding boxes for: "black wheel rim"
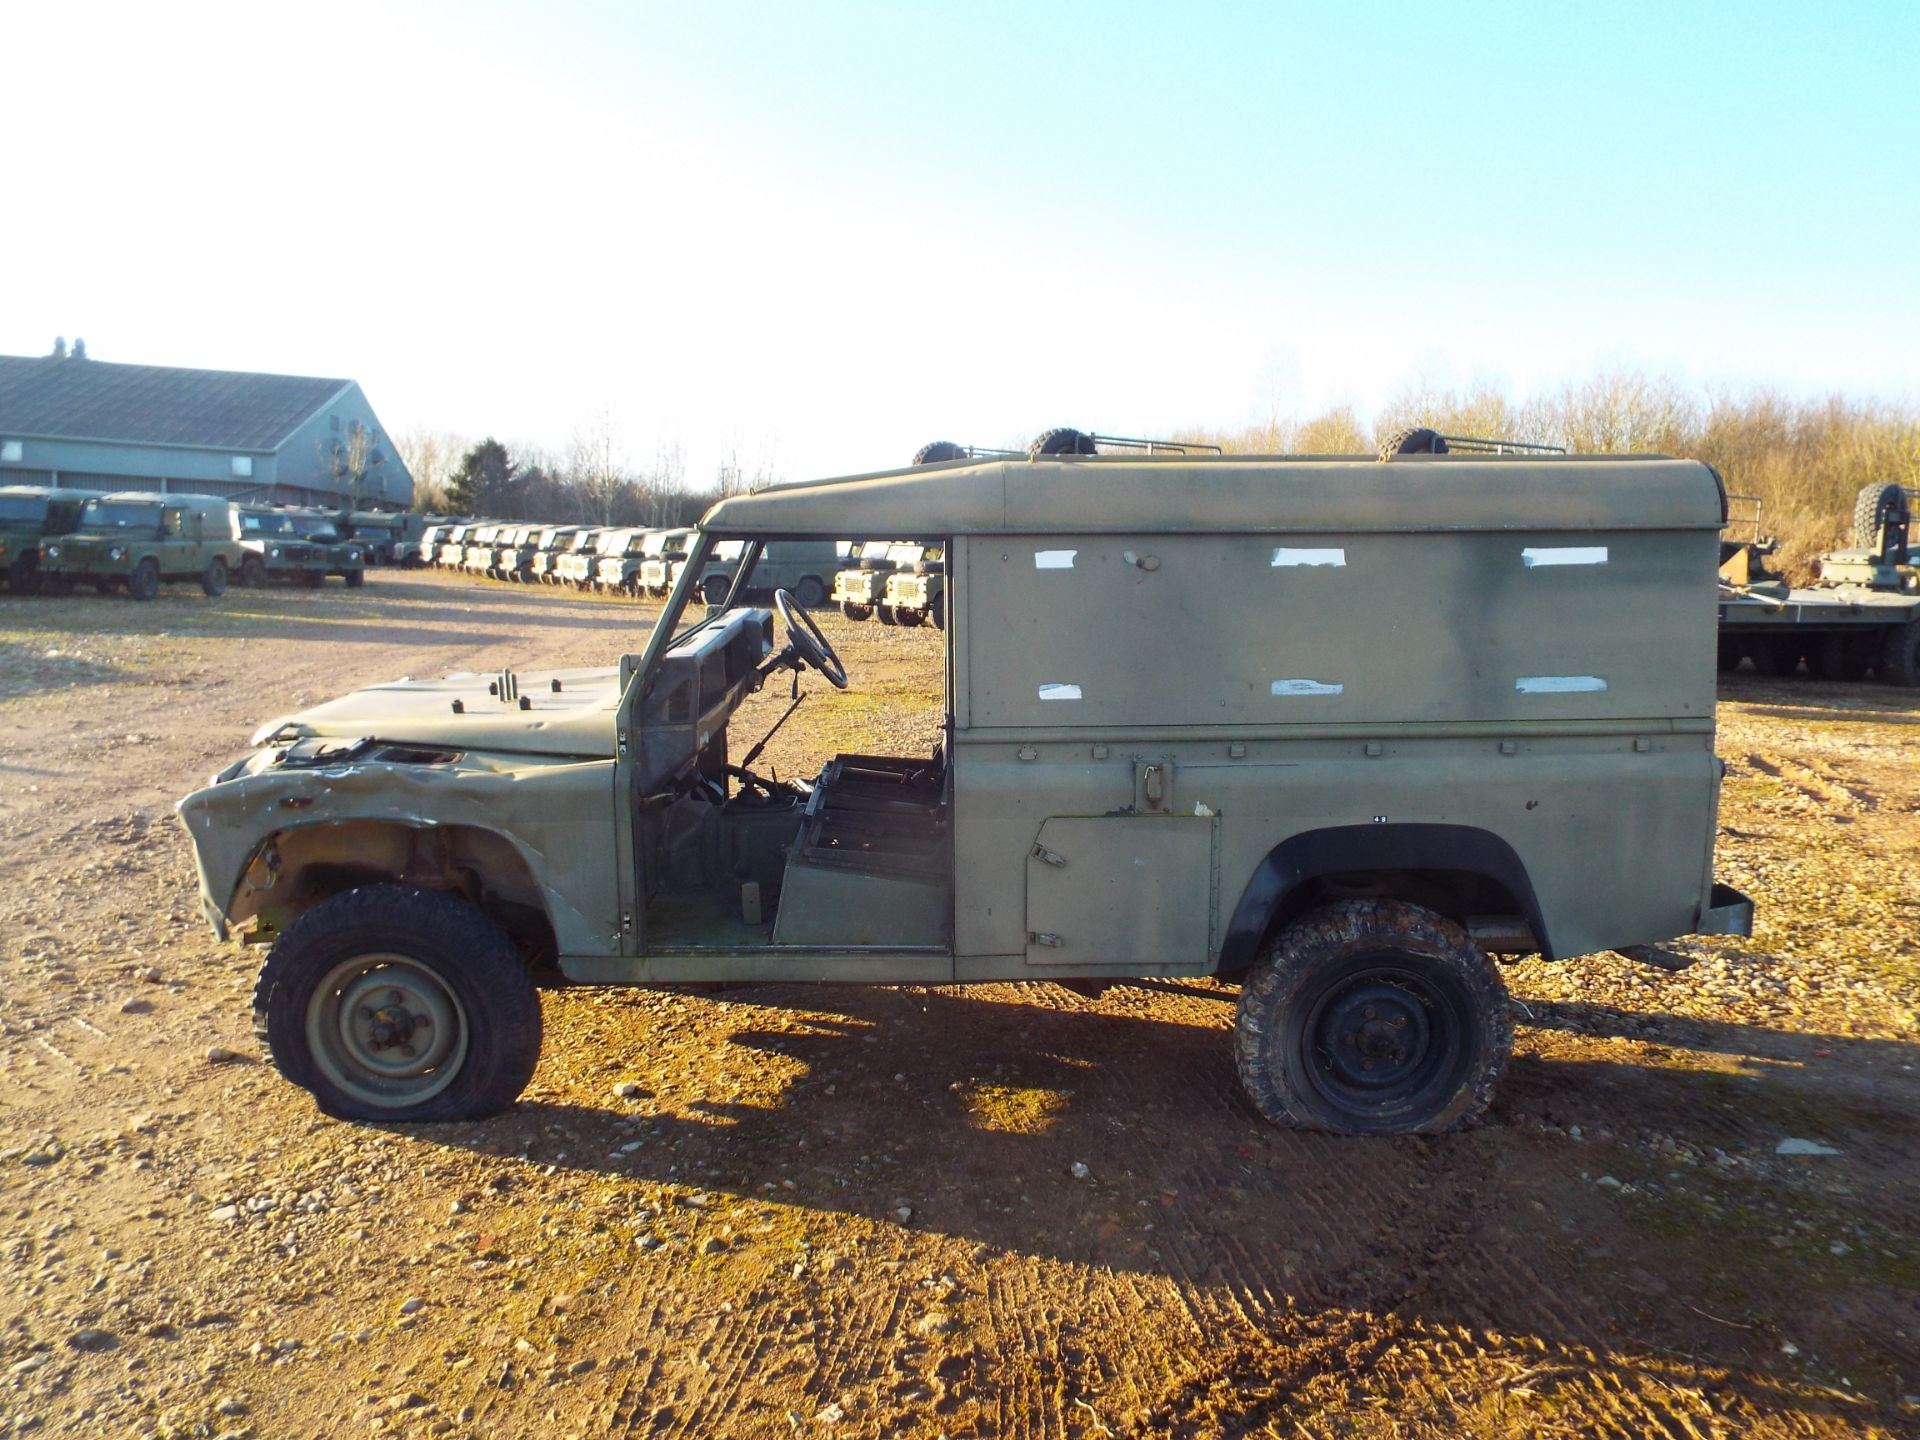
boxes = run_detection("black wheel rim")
[1296,952,1472,1127]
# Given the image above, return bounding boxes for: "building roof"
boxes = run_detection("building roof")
[0,354,350,452]
[702,454,1726,537]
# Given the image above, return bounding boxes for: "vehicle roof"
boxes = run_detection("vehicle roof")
[90,491,231,512]
[0,485,105,500]
[703,454,1725,536]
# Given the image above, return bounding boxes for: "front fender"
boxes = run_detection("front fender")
[176,753,621,955]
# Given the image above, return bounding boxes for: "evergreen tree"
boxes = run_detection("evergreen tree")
[444,438,518,514]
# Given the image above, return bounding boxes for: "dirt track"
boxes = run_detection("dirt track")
[0,569,1915,1439]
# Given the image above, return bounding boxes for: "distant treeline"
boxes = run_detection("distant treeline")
[1180,372,1920,576]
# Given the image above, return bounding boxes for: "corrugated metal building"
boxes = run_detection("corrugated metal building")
[0,352,413,508]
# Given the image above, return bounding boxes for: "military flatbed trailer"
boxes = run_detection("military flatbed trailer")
[1718,585,1920,683]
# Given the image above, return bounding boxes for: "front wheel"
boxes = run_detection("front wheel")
[253,885,542,1122]
[840,602,871,622]
[1233,899,1511,1135]
[128,558,161,601]
[344,569,366,589]
[200,557,229,597]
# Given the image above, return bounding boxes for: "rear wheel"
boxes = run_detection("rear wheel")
[200,557,228,597]
[128,558,161,602]
[1880,620,1920,687]
[254,885,541,1122]
[876,605,898,626]
[1234,899,1511,1135]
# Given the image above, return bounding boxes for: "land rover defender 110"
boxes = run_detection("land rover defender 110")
[179,450,1751,1134]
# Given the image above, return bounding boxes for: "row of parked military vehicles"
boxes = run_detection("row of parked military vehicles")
[0,486,388,600]
[409,519,951,627]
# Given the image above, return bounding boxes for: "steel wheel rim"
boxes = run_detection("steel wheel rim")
[1299,953,1469,1123]
[306,953,467,1108]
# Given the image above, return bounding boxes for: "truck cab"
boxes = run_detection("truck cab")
[180,450,1751,1134]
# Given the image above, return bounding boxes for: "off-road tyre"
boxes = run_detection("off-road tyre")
[344,569,366,589]
[239,555,268,588]
[895,606,924,628]
[841,602,871,622]
[876,605,898,626]
[253,884,542,1123]
[702,574,732,605]
[1810,632,1873,682]
[1747,636,1802,677]
[794,575,828,608]
[1233,899,1511,1135]
[6,551,40,595]
[127,558,161,602]
[1852,481,1912,554]
[200,557,228,597]
[1029,427,1097,459]
[1378,427,1449,460]
[913,440,967,465]
[1880,619,1920,688]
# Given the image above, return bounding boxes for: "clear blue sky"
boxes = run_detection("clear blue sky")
[7,1,1917,484]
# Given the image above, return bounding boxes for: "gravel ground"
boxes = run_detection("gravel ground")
[0,569,1914,1439]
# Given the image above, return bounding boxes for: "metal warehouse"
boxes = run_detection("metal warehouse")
[0,349,413,508]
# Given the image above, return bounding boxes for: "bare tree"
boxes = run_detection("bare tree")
[567,411,628,525]
[644,440,688,525]
[395,428,469,512]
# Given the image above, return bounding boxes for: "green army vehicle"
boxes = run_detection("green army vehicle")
[882,541,946,628]
[349,512,429,566]
[683,538,840,605]
[637,529,695,597]
[537,527,599,585]
[1718,480,1919,682]
[829,538,907,620]
[287,511,367,588]
[435,523,478,569]
[561,528,626,589]
[594,529,653,594]
[181,448,1751,1135]
[497,525,554,582]
[0,485,102,594]
[461,524,505,578]
[43,492,242,600]
[234,506,331,588]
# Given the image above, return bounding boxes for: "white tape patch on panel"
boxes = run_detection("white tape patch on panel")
[1515,675,1608,693]
[1271,547,1346,567]
[1271,679,1344,696]
[1034,549,1077,570]
[1521,546,1608,568]
[1037,683,1083,701]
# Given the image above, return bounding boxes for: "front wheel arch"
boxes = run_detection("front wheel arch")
[1217,823,1551,975]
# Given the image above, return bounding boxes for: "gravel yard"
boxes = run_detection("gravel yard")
[0,569,1914,1439]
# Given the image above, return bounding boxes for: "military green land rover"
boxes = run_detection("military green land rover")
[179,451,1751,1134]
[0,485,102,594]
[234,506,330,588]
[43,492,242,599]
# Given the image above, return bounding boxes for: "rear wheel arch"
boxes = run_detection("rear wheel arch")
[1217,823,1552,975]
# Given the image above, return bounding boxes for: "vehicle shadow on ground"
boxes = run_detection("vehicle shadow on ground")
[416,984,1917,1428]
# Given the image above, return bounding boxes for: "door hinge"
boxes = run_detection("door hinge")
[1028,930,1064,948]
[1030,843,1067,868]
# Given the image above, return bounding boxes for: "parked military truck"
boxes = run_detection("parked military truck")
[348,512,429,566]
[43,492,242,599]
[287,511,366,588]
[180,448,1750,1136]
[538,527,601,585]
[830,538,907,620]
[0,485,102,594]
[882,542,946,628]
[234,506,330,588]
[683,538,840,605]
[637,529,695,597]
[1718,481,1919,683]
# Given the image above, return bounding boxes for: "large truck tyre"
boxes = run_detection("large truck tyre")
[1852,481,1912,554]
[1234,899,1511,1135]
[253,885,542,1122]
[1881,620,1920,687]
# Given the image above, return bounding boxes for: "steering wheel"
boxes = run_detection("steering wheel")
[773,588,849,689]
